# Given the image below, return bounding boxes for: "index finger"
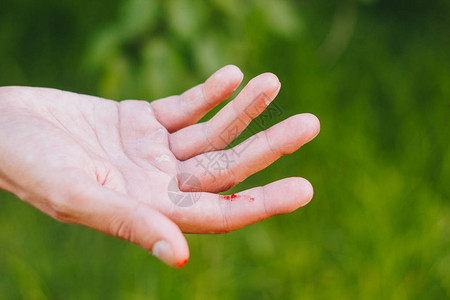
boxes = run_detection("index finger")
[150,65,243,132]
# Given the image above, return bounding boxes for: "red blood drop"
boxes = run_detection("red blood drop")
[219,194,238,201]
[176,258,188,268]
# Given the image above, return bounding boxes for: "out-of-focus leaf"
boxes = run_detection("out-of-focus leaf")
[98,54,130,99]
[140,38,187,98]
[5,253,48,300]
[166,0,205,40]
[85,0,159,73]
[85,26,121,71]
[1,0,449,298]
[256,0,303,39]
[118,0,160,38]
[192,34,225,76]
[359,0,377,4]
[210,0,244,19]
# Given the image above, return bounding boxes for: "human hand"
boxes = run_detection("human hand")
[0,65,320,267]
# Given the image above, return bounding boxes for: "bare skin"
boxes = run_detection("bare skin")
[0,65,320,267]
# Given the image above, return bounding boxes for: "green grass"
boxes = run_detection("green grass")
[0,0,448,299]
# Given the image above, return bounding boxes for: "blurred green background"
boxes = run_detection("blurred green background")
[1,0,449,299]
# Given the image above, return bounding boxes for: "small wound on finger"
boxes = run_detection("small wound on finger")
[219,194,254,202]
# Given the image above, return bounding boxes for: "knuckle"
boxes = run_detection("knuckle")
[264,129,281,157]
[107,203,141,244]
[260,186,270,217]
[109,215,136,243]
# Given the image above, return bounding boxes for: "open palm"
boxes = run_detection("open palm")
[0,65,319,267]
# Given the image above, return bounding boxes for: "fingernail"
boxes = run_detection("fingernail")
[152,240,175,266]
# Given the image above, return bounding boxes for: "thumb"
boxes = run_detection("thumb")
[51,172,189,268]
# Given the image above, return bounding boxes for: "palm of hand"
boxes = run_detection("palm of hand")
[0,66,319,267]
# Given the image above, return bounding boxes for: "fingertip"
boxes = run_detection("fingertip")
[216,65,244,85]
[174,237,190,268]
[248,72,281,100]
[301,113,320,136]
[163,225,190,268]
[222,64,243,78]
[296,177,314,207]
[260,72,280,86]
[287,113,320,144]
[129,206,189,268]
[248,72,279,86]
[260,177,312,215]
[151,235,190,268]
[176,257,189,268]
[206,65,244,102]
[279,177,314,210]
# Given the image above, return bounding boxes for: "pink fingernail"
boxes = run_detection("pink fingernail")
[152,240,175,266]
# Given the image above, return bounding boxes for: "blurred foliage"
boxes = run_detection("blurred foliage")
[1,0,449,299]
